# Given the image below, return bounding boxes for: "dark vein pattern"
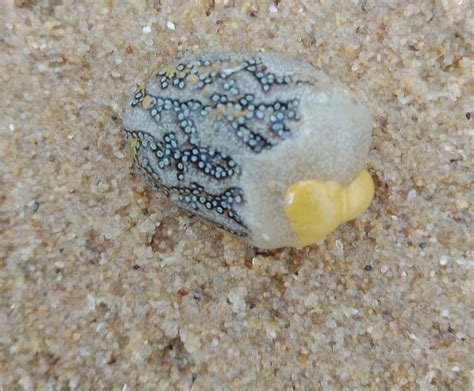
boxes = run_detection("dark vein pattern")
[124,54,303,235]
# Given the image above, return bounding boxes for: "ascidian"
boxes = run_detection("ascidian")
[123,52,374,249]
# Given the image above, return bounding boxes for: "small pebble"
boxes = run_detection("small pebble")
[407,189,416,201]
[439,256,449,266]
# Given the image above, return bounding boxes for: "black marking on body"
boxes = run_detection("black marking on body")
[126,55,304,236]
[124,129,247,235]
[124,130,240,182]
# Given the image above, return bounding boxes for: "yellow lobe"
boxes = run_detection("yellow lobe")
[127,136,140,157]
[283,170,374,247]
[341,170,374,222]
[284,180,343,247]
[161,66,176,75]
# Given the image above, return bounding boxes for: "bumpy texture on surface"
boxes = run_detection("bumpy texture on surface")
[1,1,472,390]
[124,52,373,248]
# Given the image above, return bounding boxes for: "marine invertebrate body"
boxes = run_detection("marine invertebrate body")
[123,52,374,249]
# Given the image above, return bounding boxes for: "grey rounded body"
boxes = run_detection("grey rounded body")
[123,52,372,248]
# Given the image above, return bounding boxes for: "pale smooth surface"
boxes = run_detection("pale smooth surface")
[1,1,472,389]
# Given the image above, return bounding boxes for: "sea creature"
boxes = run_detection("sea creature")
[123,52,374,249]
